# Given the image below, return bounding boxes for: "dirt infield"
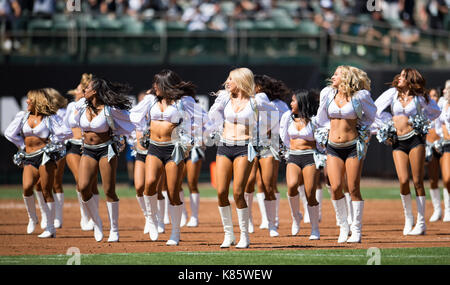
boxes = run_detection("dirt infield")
[0,197,449,256]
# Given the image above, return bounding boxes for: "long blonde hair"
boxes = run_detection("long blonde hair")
[224,68,255,98]
[44,88,68,109]
[68,73,93,96]
[27,89,58,116]
[329,65,371,97]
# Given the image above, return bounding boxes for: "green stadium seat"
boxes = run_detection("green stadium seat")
[254,20,275,30]
[122,21,144,35]
[273,17,297,30]
[166,20,187,31]
[297,20,319,35]
[27,19,53,31]
[97,16,123,30]
[220,1,235,16]
[276,1,299,14]
[235,20,254,30]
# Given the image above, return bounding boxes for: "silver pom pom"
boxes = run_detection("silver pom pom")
[376,120,397,145]
[13,150,26,167]
[314,128,329,148]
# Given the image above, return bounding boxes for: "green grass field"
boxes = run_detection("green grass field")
[1,185,449,265]
[0,185,444,200]
[1,247,449,265]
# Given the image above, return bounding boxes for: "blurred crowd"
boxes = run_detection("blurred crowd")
[0,0,448,31]
[1,0,449,60]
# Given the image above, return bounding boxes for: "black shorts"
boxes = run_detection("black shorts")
[66,141,82,156]
[135,152,147,163]
[217,144,248,162]
[432,148,442,160]
[287,153,315,169]
[392,134,425,154]
[23,153,44,169]
[326,143,357,161]
[82,144,118,161]
[444,144,450,154]
[147,143,175,165]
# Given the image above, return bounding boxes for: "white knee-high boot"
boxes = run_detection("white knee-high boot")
[236,207,250,248]
[144,194,159,241]
[298,185,310,223]
[344,192,353,225]
[307,205,320,240]
[429,188,442,222]
[287,194,303,235]
[331,197,349,243]
[244,192,254,233]
[400,193,414,235]
[179,190,188,227]
[167,204,182,245]
[264,199,279,237]
[38,202,56,238]
[106,201,119,242]
[157,198,166,233]
[408,196,427,235]
[316,188,323,223]
[23,195,39,234]
[256,192,268,229]
[77,191,93,231]
[218,205,235,248]
[186,193,200,227]
[162,191,170,224]
[347,201,364,243]
[82,196,103,242]
[275,192,280,228]
[54,193,64,228]
[136,195,150,234]
[444,189,450,222]
[35,191,47,230]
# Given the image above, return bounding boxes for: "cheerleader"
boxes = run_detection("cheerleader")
[374,68,440,235]
[72,77,134,242]
[244,75,286,236]
[426,87,444,222]
[315,66,377,243]
[64,74,100,232]
[280,90,321,239]
[180,98,208,228]
[435,80,450,222]
[5,89,71,237]
[207,68,277,248]
[34,88,68,230]
[130,69,206,245]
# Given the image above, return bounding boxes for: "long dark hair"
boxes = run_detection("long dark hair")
[87,76,133,111]
[254,74,291,103]
[151,69,197,102]
[391,68,429,103]
[292,89,319,123]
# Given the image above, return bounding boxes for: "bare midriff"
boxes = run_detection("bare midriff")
[393,115,414,136]
[222,121,251,141]
[426,128,440,143]
[24,137,47,153]
[83,131,111,145]
[290,139,316,150]
[71,128,82,140]
[150,120,177,142]
[329,118,358,143]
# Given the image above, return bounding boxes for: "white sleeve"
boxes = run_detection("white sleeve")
[48,114,73,143]
[110,107,134,136]
[129,94,156,131]
[255,92,279,135]
[356,89,377,127]
[4,111,26,149]
[205,90,228,135]
[279,111,291,149]
[374,88,396,116]
[315,87,333,129]
[71,97,87,128]
[181,96,209,144]
[419,96,441,121]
